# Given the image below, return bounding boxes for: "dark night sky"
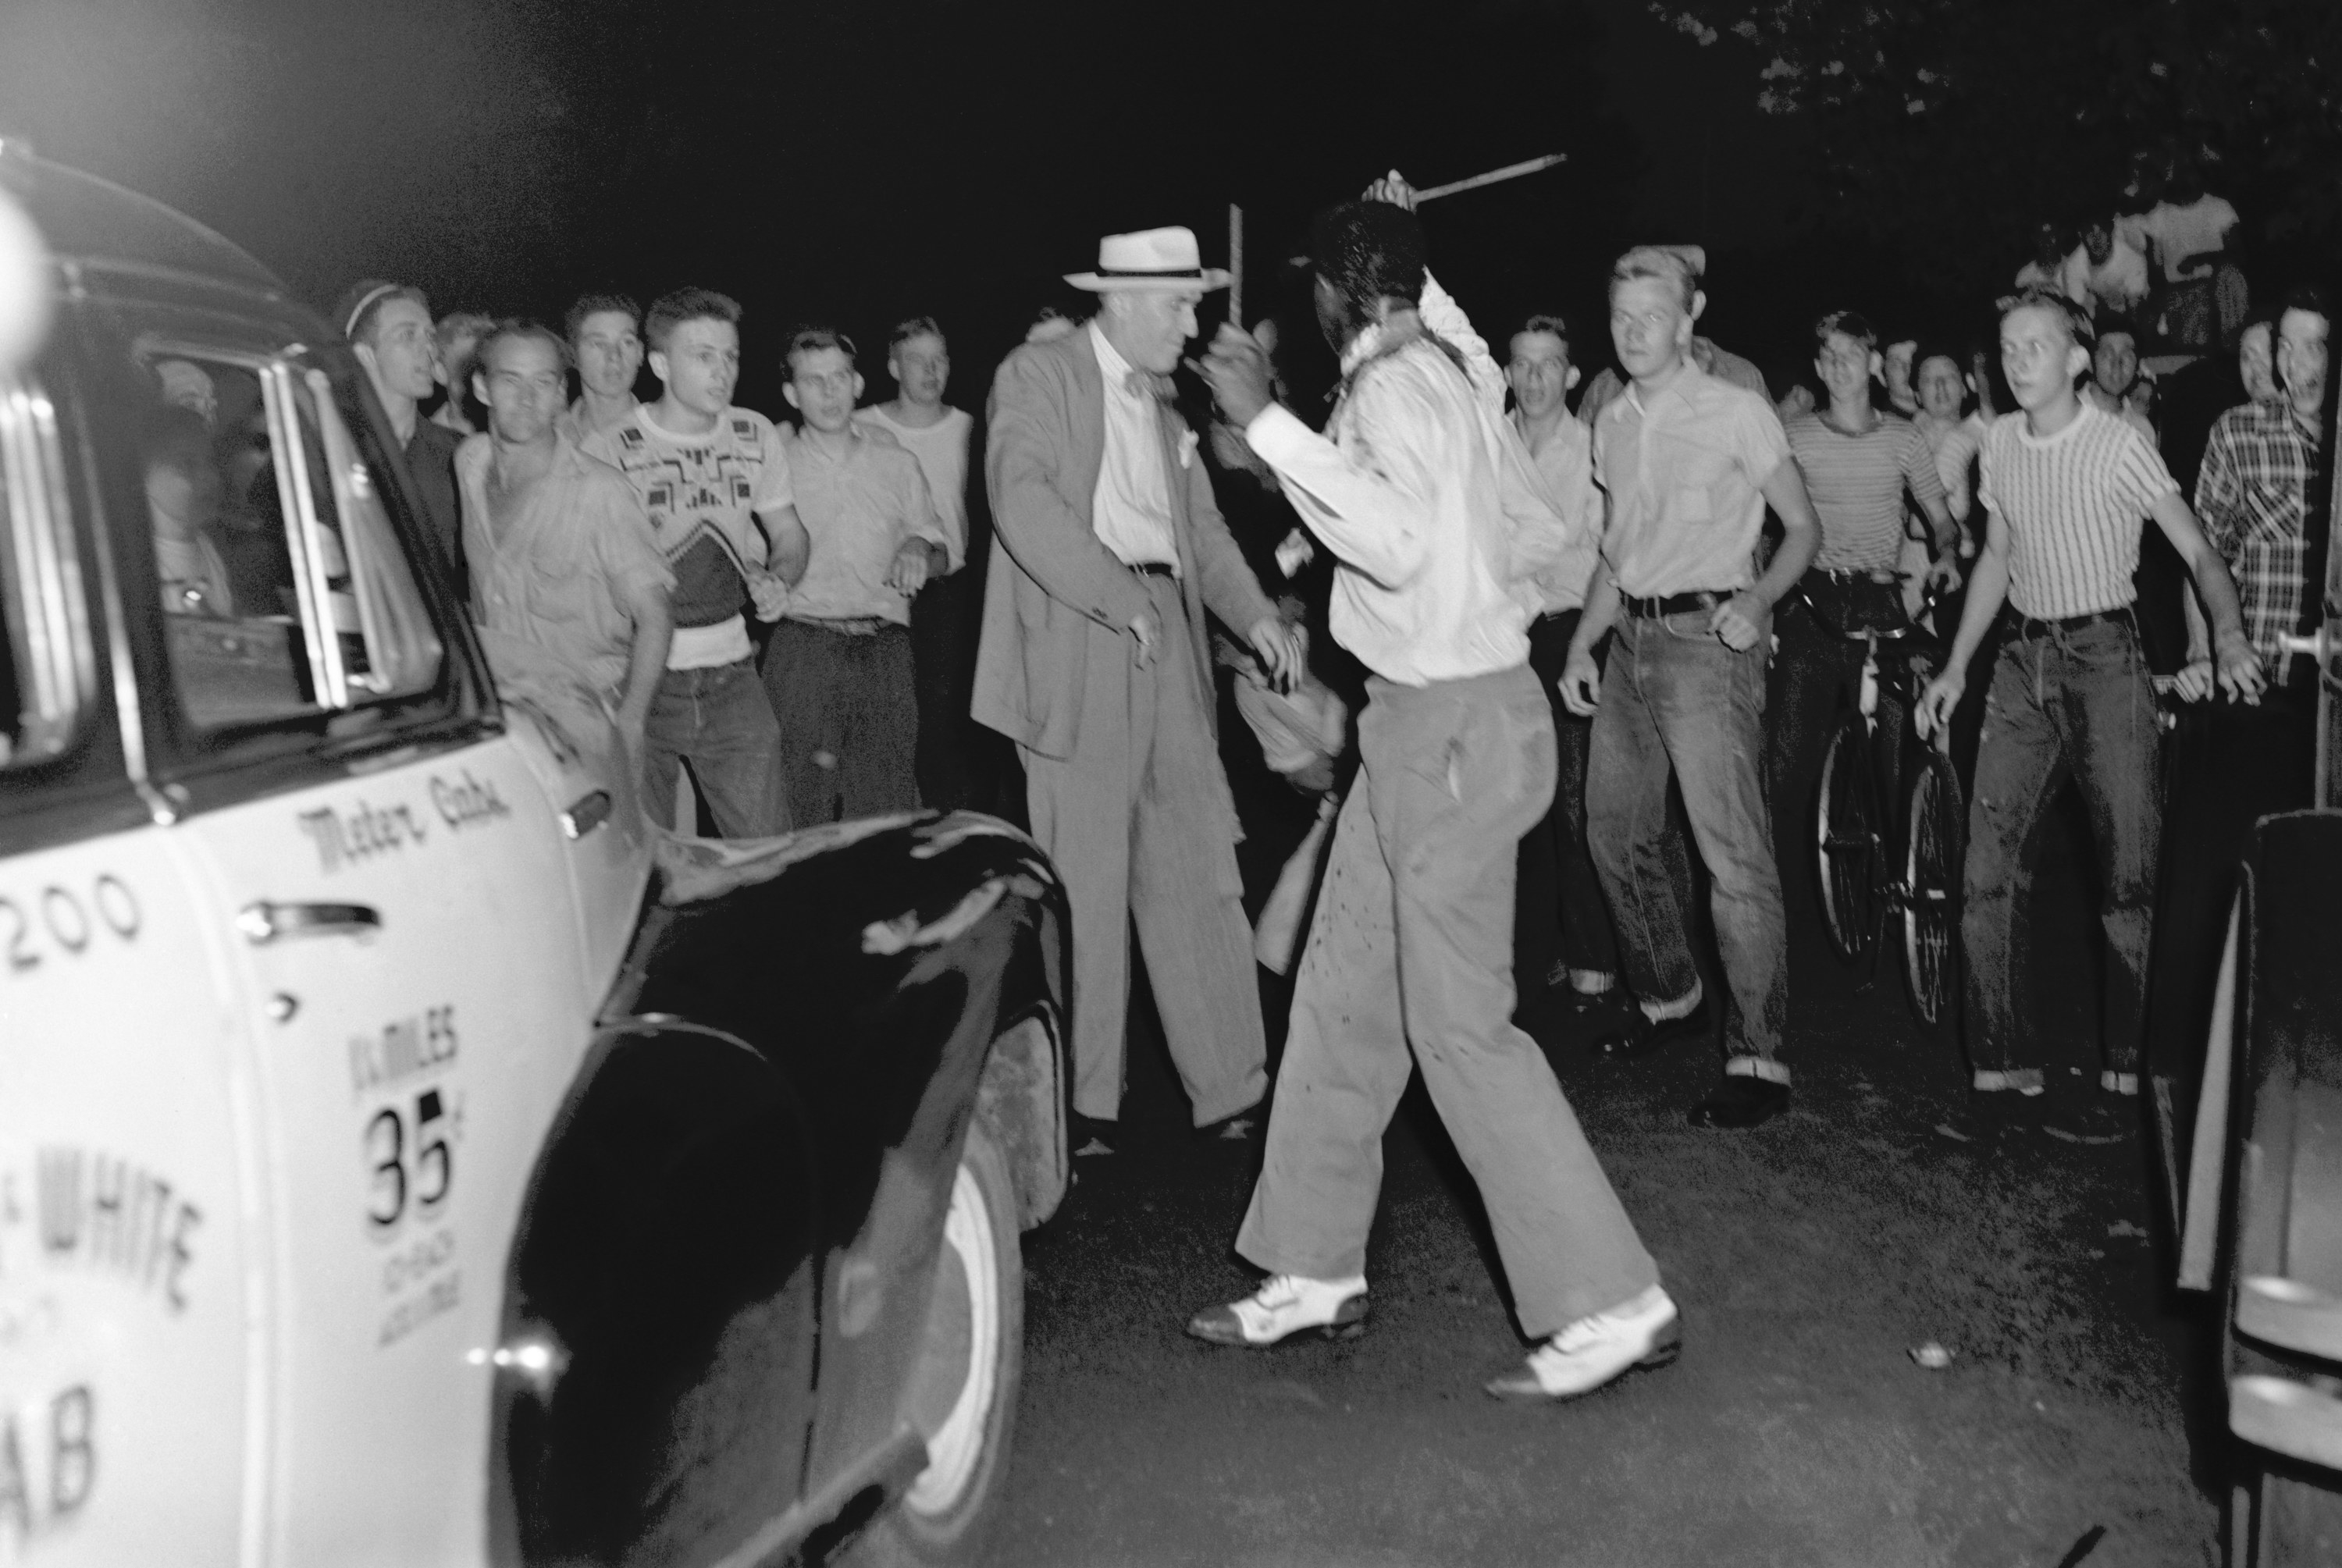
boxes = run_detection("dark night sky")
[0,0,1825,411]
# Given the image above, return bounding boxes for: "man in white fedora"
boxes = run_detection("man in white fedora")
[975,226,1302,1147]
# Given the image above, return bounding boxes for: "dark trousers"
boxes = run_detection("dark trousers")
[642,658,792,838]
[763,619,921,827]
[1961,616,2162,1085]
[2147,683,2316,1080]
[1517,610,1621,990]
[1764,592,1908,930]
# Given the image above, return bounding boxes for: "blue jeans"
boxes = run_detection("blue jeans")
[642,658,792,837]
[1587,612,1789,1067]
[1961,615,2162,1086]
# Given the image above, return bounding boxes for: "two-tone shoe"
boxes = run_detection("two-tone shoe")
[1186,1274,1369,1347]
[1484,1285,1682,1402]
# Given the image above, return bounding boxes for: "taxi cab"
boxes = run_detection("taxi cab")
[0,146,1069,1566]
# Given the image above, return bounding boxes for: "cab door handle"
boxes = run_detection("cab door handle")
[561,790,613,841]
[237,901,383,944]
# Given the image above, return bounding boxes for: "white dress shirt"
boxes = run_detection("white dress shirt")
[1088,322,1179,572]
[1243,274,1572,686]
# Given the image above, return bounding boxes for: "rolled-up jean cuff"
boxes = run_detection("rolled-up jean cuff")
[1974,1068,2045,1094]
[1639,976,1703,1023]
[1726,1054,1789,1086]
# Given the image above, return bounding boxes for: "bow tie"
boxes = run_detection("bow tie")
[1127,368,1177,404]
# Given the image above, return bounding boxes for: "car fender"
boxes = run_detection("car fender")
[482,1017,824,1567]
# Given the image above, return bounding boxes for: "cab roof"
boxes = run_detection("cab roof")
[0,141,280,295]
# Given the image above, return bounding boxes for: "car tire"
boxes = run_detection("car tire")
[851,1115,1023,1566]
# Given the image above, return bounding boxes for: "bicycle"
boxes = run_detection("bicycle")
[1810,578,1966,1030]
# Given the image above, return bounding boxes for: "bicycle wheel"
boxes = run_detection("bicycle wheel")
[1901,748,1964,1026]
[1814,711,1882,963]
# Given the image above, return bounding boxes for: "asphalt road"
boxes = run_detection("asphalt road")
[982,786,2224,1568]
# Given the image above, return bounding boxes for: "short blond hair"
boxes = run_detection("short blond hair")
[1610,244,1705,311]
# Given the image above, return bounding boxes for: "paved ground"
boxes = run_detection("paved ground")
[984,788,2226,1568]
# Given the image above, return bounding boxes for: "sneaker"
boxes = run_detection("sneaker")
[1186,1274,1369,1347]
[2045,1095,2137,1146]
[1486,1285,1682,1401]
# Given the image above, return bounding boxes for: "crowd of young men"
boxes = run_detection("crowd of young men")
[328,168,2328,1407]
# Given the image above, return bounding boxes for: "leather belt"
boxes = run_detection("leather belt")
[2002,606,2134,640]
[1620,589,1729,619]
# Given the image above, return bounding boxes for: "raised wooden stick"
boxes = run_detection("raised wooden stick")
[1414,153,1567,204]
[1229,203,1244,326]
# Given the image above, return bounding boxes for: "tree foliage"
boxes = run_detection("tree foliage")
[1654,0,2342,299]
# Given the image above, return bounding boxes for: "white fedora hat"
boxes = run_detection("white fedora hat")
[1065,226,1230,292]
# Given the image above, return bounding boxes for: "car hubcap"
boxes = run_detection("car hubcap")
[906,1155,999,1516]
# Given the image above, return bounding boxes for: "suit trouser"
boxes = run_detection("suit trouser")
[1020,574,1267,1125]
[1237,663,1659,1339]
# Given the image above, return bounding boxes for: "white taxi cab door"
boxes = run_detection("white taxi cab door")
[0,374,254,1566]
[105,332,593,1565]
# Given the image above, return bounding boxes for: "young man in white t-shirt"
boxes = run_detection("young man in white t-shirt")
[852,316,984,809]
[1914,288,2261,1143]
[585,287,806,837]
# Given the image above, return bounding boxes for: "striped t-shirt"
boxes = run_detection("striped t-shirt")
[1977,402,2180,619]
[1784,411,1945,571]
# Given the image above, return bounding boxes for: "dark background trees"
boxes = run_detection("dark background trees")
[1657,0,2342,315]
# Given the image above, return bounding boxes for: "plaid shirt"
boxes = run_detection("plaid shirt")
[2194,399,2321,670]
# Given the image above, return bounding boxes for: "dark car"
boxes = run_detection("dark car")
[0,143,1067,1567]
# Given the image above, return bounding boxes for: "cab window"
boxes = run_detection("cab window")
[133,348,443,731]
[0,377,89,770]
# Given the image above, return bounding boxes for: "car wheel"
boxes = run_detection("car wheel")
[852,1115,1023,1566]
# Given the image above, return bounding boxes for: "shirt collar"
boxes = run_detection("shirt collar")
[1338,307,1428,376]
[790,421,867,465]
[2278,399,2324,444]
[1090,320,1134,386]
[1618,358,1707,421]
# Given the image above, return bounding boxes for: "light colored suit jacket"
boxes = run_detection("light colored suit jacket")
[974,327,1278,760]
